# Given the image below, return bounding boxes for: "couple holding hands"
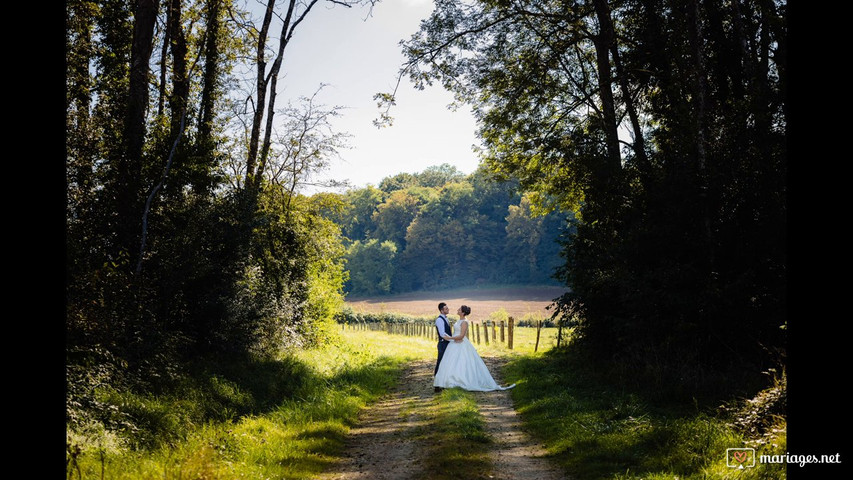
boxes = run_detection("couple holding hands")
[433,302,515,392]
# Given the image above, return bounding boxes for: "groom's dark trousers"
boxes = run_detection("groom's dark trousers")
[435,316,453,375]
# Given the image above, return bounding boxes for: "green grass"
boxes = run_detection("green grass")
[68,326,785,480]
[415,387,494,480]
[499,347,787,480]
[474,324,567,355]
[66,330,436,479]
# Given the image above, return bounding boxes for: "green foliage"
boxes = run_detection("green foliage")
[414,162,466,187]
[487,307,509,324]
[317,165,566,295]
[378,171,418,193]
[504,194,571,284]
[515,312,556,328]
[334,306,433,325]
[66,0,351,431]
[344,239,397,295]
[398,0,787,392]
[370,189,424,249]
[339,185,385,241]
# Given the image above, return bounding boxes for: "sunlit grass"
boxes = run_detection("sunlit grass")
[415,387,494,480]
[67,327,784,480]
[341,321,566,358]
[66,330,436,479]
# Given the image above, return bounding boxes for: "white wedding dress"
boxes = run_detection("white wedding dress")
[434,320,516,392]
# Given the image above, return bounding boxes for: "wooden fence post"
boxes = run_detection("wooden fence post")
[500,321,505,343]
[535,320,542,352]
[557,318,563,348]
[475,323,481,344]
[484,320,489,345]
[508,317,514,350]
[492,322,497,344]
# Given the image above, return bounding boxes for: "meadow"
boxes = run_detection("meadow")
[344,285,568,321]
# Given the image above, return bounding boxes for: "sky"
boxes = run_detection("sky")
[252,0,483,193]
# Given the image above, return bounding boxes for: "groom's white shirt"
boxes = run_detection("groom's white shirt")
[435,314,450,340]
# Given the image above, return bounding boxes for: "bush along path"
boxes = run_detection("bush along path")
[315,356,566,480]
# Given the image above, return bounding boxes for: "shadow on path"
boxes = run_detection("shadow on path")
[315,359,436,480]
[478,355,567,480]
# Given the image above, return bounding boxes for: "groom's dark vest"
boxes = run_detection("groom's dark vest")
[436,315,451,341]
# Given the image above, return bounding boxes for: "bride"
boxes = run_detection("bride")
[434,305,516,392]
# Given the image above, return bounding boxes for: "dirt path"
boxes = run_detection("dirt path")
[479,355,566,480]
[314,359,435,480]
[315,357,566,480]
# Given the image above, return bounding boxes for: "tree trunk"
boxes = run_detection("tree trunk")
[66,0,95,201]
[167,0,189,140]
[609,42,650,179]
[121,0,160,265]
[198,0,222,158]
[591,0,622,175]
[686,0,714,269]
[256,0,299,192]
[245,0,276,190]
[256,0,323,192]
[158,11,169,118]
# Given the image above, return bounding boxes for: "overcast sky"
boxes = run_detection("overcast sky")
[252,0,482,193]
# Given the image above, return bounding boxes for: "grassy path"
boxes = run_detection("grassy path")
[314,359,435,479]
[478,356,566,480]
[315,333,565,480]
[70,326,784,479]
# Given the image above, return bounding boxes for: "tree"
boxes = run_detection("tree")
[265,87,351,215]
[66,0,372,375]
[339,186,385,242]
[396,181,485,291]
[242,0,378,210]
[504,194,567,284]
[116,0,160,269]
[345,240,397,295]
[378,172,418,193]
[415,163,466,188]
[391,0,787,387]
[370,189,425,249]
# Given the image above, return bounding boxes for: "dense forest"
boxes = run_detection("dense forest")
[315,163,569,296]
[67,0,787,447]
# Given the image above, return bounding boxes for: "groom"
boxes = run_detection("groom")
[434,302,453,392]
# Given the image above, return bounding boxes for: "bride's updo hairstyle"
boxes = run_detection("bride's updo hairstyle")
[460,305,471,316]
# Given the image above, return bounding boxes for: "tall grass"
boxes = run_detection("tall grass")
[66,330,435,479]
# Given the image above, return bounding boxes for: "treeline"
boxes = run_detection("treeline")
[66,0,377,429]
[391,0,788,393]
[313,164,571,296]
